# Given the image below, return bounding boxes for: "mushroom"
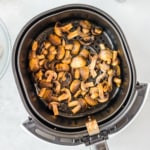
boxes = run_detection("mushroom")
[79,49,89,58]
[61,72,72,87]
[61,22,73,33]
[79,35,94,45]
[71,40,81,55]
[45,70,57,82]
[112,51,120,66]
[32,40,38,51]
[89,87,99,99]
[62,50,72,64]
[70,80,81,93]
[68,98,87,114]
[113,77,122,87]
[107,69,114,91]
[74,68,80,79]
[58,88,71,102]
[49,34,61,46]
[99,62,110,72]
[38,80,53,88]
[65,44,73,50]
[85,95,98,106]
[47,46,57,62]
[29,58,40,72]
[38,88,46,98]
[53,81,61,94]
[74,89,82,98]
[89,54,98,78]
[54,22,63,37]
[56,45,65,60]
[97,83,109,103]
[79,20,91,29]
[95,72,107,84]
[91,27,102,35]
[67,27,80,40]
[55,63,70,72]
[71,56,86,68]
[81,81,94,91]
[80,66,89,81]
[48,102,60,116]
[34,69,43,81]
[115,65,121,76]
[99,46,113,64]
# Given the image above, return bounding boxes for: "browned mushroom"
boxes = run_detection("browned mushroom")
[115,65,121,76]
[107,69,114,91]
[56,45,65,60]
[65,44,73,50]
[79,49,89,58]
[89,87,99,99]
[99,62,110,72]
[38,88,46,98]
[58,88,71,102]
[81,81,94,91]
[89,54,98,78]
[99,45,113,64]
[113,77,122,87]
[61,23,73,33]
[79,35,94,46]
[70,80,81,93]
[80,66,89,81]
[45,70,57,82]
[49,34,61,46]
[67,27,80,40]
[74,68,80,79]
[34,69,43,81]
[32,40,38,51]
[53,81,61,94]
[95,72,107,84]
[97,83,109,103]
[85,95,98,106]
[29,58,40,72]
[54,22,63,37]
[61,72,72,87]
[112,51,120,66]
[79,20,91,29]
[48,102,60,116]
[71,56,86,68]
[55,63,70,72]
[71,40,81,55]
[38,80,53,88]
[74,89,82,98]
[47,46,57,62]
[62,50,72,64]
[91,27,102,35]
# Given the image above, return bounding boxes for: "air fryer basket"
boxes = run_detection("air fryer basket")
[12,4,148,148]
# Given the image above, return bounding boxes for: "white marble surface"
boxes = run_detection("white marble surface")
[0,0,150,150]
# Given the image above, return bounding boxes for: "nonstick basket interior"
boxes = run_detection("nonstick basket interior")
[13,5,135,130]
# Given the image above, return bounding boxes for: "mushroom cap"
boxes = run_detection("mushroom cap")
[70,80,81,93]
[71,56,86,68]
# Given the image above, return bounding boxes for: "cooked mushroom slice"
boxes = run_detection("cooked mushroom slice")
[58,88,71,102]
[71,40,81,55]
[74,69,80,79]
[80,66,89,81]
[82,28,90,34]
[29,58,40,72]
[38,88,46,98]
[38,80,53,88]
[107,69,114,91]
[71,56,86,68]
[48,102,60,116]
[99,43,106,50]
[49,34,61,46]
[68,98,87,114]
[56,45,65,60]
[47,46,57,62]
[61,22,73,32]
[62,50,72,64]
[99,47,113,64]
[61,72,72,87]
[85,95,98,106]
[97,83,109,103]
[115,65,121,76]
[45,70,57,82]
[79,49,89,58]
[67,27,80,40]
[89,54,98,78]
[53,81,61,94]
[32,40,38,51]
[43,41,51,50]
[112,51,119,66]
[81,81,94,91]
[37,54,45,60]
[34,69,43,81]
[89,87,99,99]
[95,72,107,84]
[79,20,91,29]
[113,77,122,87]
[79,35,94,45]
[91,27,102,35]
[99,62,110,72]
[55,63,70,72]
[65,44,73,50]
[54,22,63,37]
[70,80,81,93]
[74,89,82,98]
